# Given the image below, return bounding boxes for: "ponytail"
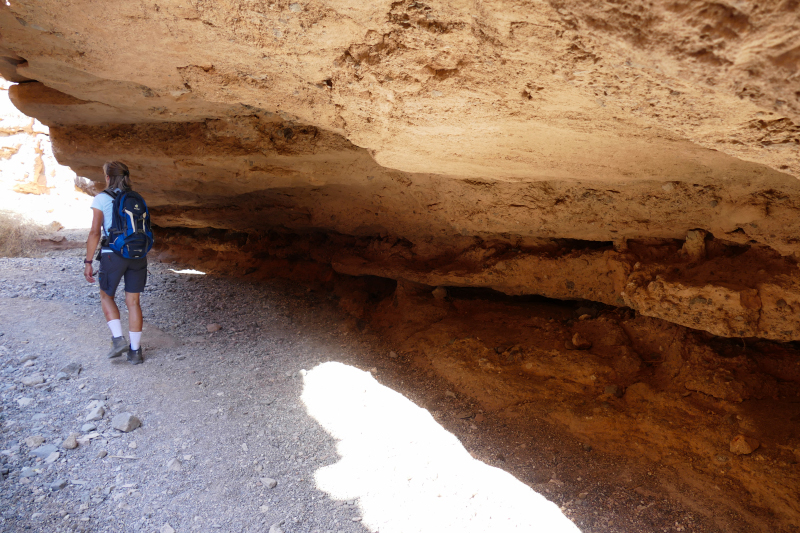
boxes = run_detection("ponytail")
[103,161,132,191]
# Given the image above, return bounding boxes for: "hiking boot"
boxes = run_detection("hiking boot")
[127,347,143,365]
[107,336,128,359]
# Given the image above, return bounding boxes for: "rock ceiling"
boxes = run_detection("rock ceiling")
[1,0,800,339]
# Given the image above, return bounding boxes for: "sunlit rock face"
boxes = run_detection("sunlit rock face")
[2,1,800,339]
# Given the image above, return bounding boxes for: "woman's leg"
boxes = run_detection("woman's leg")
[125,291,143,333]
[100,290,120,322]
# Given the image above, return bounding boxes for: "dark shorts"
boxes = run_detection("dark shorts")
[98,253,148,296]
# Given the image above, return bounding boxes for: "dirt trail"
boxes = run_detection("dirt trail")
[0,243,797,533]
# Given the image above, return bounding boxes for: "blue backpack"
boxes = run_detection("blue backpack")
[103,188,154,259]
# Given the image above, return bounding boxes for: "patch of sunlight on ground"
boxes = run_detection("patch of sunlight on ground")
[168,268,206,275]
[302,362,582,533]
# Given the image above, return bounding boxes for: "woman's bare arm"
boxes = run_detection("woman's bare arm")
[84,208,104,283]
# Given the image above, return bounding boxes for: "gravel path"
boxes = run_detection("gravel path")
[0,251,583,533]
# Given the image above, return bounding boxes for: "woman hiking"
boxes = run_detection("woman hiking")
[83,161,148,365]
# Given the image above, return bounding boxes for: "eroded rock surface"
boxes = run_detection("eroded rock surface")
[1,1,800,339]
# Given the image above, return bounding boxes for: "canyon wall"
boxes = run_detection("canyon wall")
[1,0,800,339]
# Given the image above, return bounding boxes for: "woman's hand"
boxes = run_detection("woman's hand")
[84,262,96,283]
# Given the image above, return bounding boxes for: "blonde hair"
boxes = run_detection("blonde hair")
[103,161,132,191]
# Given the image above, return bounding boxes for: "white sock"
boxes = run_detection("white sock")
[107,319,123,338]
[129,331,142,350]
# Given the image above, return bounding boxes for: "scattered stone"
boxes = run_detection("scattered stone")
[23,360,34,367]
[21,373,45,386]
[48,479,68,491]
[625,382,657,403]
[474,413,485,423]
[571,333,592,350]
[730,435,760,455]
[160,524,175,533]
[128,442,137,449]
[111,413,141,432]
[45,452,60,463]
[445,390,456,398]
[574,306,599,319]
[18,354,38,364]
[388,350,398,358]
[60,362,82,379]
[261,477,278,489]
[289,2,302,12]
[89,394,108,401]
[682,229,707,261]
[432,286,447,300]
[24,435,45,448]
[604,385,619,396]
[20,467,37,478]
[56,372,70,381]
[268,521,285,533]
[455,410,474,419]
[167,458,182,471]
[97,450,108,459]
[31,444,58,459]
[207,323,222,333]
[86,406,105,422]
[62,434,79,450]
[81,423,97,433]
[17,397,34,407]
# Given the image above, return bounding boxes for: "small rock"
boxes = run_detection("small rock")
[571,333,592,350]
[578,314,591,321]
[432,286,447,300]
[455,410,474,419]
[604,385,619,396]
[86,406,105,422]
[474,413,485,423]
[574,306,598,319]
[20,467,37,478]
[48,479,68,491]
[31,444,58,459]
[166,458,182,471]
[21,374,45,386]
[730,435,760,455]
[160,524,175,533]
[24,436,45,448]
[97,450,108,459]
[62,434,79,450]
[81,423,97,433]
[445,390,456,398]
[89,394,108,401]
[206,323,222,333]
[55,372,70,381]
[269,521,285,533]
[261,477,278,489]
[289,2,302,12]
[111,413,141,432]
[128,442,137,449]
[388,350,398,358]
[44,452,60,464]
[17,397,34,407]
[58,362,82,377]
[18,354,38,364]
